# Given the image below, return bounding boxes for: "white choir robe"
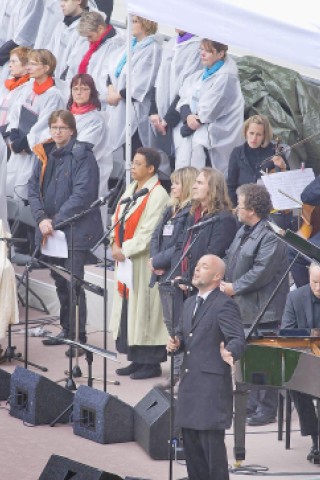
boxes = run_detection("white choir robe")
[0,0,12,47]
[66,30,124,110]
[107,37,162,154]
[0,136,8,231]
[6,82,64,200]
[174,55,244,174]
[0,82,30,132]
[33,0,63,49]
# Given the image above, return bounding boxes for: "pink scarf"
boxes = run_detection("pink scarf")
[69,103,97,115]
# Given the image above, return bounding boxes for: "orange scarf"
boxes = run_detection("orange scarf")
[32,139,55,189]
[114,181,160,297]
[33,77,54,95]
[5,74,30,91]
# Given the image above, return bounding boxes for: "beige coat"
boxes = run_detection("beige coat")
[109,175,169,346]
[0,220,19,340]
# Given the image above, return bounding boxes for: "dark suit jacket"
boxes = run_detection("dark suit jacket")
[175,288,245,431]
[281,285,315,329]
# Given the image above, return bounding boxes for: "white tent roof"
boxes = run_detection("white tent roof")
[126,0,320,70]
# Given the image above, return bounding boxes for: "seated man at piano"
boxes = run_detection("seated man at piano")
[281,261,320,462]
[221,183,289,426]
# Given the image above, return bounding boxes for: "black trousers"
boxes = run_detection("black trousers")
[48,250,89,342]
[182,428,229,480]
[290,391,318,437]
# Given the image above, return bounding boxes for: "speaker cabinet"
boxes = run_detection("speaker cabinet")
[0,368,11,401]
[39,454,123,480]
[9,366,74,425]
[134,387,174,460]
[73,385,134,444]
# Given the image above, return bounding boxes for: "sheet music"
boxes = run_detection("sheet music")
[117,258,133,291]
[41,230,68,258]
[261,168,315,210]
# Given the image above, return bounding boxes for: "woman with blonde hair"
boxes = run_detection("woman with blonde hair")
[149,166,198,389]
[227,114,289,206]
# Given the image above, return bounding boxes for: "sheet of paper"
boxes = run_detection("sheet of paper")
[117,258,133,291]
[41,230,68,258]
[261,168,315,210]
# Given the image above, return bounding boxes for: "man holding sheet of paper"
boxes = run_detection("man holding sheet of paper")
[28,109,103,355]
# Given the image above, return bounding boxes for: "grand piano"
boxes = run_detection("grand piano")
[234,334,320,463]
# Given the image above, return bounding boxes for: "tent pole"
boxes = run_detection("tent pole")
[125,13,132,186]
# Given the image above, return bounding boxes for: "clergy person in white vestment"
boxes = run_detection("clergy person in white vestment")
[174,39,244,174]
[110,148,169,380]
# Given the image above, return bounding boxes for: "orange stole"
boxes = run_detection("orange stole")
[114,181,160,297]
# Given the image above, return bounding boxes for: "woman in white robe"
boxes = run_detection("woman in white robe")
[107,16,161,159]
[6,49,64,200]
[66,11,124,110]
[174,39,244,174]
[67,73,112,202]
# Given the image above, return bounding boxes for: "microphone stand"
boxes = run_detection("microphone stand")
[91,199,137,392]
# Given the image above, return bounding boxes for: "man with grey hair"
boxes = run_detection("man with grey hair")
[168,254,245,480]
[281,261,320,462]
[66,10,123,108]
[221,183,289,426]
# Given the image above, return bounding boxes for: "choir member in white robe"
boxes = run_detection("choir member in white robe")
[66,11,124,110]
[174,39,244,174]
[0,137,9,230]
[67,73,112,205]
[149,31,202,158]
[0,0,44,85]
[33,0,63,49]
[107,16,161,159]
[6,49,64,200]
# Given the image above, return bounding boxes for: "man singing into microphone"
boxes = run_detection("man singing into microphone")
[110,147,169,379]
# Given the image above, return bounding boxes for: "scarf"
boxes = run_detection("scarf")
[33,76,54,95]
[177,32,194,44]
[32,139,55,189]
[114,35,155,78]
[202,59,224,81]
[78,25,113,74]
[63,14,81,27]
[69,102,97,115]
[4,74,30,91]
[114,181,160,297]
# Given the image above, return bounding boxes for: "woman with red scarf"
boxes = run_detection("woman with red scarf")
[67,73,112,202]
[0,46,31,142]
[6,49,64,200]
[66,11,123,110]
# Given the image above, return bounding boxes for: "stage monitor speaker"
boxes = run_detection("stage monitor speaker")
[0,368,11,401]
[9,366,74,425]
[39,454,123,480]
[73,385,134,444]
[134,387,174,460]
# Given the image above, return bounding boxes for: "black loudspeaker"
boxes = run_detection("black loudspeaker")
[39,454,123,480]
[0,368,11,401]
[73,385,134,444]
[134,387,173,460]
[9,366,74,425]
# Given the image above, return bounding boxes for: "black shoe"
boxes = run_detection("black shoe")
[116,362,142,376]
[65,347,85,358]
[42,331,68,346]
[307,445,320,463]
[247,413,276,426]
[130,364,162,380]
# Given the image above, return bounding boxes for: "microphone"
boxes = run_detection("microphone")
[160,278,194,291]
[89,187,117,208]
[120,188,149,205]
[187,216,218,231]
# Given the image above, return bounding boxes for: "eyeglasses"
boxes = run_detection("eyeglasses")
[72,86,91,93]
[27,61,44,67]
[131,161,147,168]
[50,126,70,132]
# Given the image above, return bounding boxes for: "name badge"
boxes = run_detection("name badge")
[163,224,174,236]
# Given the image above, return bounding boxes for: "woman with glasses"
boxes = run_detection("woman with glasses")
[67,73,112,203]
[28,109,103,355]
[106,16,161,160]
[174,39,244,174]
[6,49,64,200]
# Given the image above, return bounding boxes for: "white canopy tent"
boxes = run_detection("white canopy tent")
[123,0,320,184]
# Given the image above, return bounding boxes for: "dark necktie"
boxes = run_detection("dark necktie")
[192,296,204,324]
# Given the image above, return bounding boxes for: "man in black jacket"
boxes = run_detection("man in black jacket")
[28,110,103,355]
[168,254,245,480]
